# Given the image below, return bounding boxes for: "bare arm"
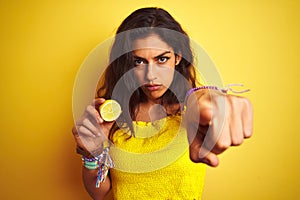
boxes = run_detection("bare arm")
[72,98,114,199]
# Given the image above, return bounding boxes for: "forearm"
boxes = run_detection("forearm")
[82,167,111,200]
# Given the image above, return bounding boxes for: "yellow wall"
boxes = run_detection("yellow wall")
[1,0,299,199]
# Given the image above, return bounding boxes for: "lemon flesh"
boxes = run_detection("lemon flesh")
[99,100,122,122]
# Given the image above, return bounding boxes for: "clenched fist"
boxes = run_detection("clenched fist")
[185,89,253,167]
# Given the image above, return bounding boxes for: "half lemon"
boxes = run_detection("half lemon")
[99,99,122,122]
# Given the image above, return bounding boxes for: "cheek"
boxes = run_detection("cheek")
[158,67,175,86]
[133,69,145,83]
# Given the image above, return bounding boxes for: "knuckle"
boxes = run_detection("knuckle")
[82,118,89,125]
[85,105,91,112]
[78,125,86,133]
[215,140,230,151]
[228,95,238,108]
[242,97,252,108]
[86,105,94,113]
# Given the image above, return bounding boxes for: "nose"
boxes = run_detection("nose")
[146,63,157,82]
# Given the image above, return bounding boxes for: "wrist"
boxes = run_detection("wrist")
[82,156,99,170]
[185,84,250,103]
[76,146,103,158]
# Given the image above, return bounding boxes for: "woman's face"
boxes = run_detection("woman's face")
[132,34,181,103]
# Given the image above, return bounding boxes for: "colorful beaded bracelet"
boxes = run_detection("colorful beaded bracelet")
[82,156,99,170]
[81,143,115,188]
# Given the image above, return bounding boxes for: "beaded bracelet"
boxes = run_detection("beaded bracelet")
[81,141,115,188]
[82,156,99,170]
[185,84,250,102]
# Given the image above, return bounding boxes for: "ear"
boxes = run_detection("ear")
[175,53,182,65]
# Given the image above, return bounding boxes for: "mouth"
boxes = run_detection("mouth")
[144,84,162,91]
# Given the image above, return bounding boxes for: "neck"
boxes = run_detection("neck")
[146,97,162,105]
[135,101,181,122]
[136,100,165,122]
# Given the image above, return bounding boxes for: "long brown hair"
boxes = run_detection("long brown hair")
[96,7,198,137]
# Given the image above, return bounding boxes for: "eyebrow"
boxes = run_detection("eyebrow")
[154,51,171,59]
[133,51,171,59]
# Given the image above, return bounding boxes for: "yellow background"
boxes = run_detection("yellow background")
[1,0,299,199]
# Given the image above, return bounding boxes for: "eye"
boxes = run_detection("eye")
[134,59,145,66]
[157,57,170,64]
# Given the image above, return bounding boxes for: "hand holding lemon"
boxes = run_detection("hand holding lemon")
[99,99,122,122]
[72,98,122,157]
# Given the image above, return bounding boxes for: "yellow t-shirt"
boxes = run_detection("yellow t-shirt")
[110,115,206,200]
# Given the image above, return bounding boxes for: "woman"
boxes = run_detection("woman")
[72,7,253,200]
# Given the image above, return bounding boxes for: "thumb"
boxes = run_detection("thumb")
[93,98,106,110]
[193,146,219,167]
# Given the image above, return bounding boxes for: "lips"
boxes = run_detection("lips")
[144,84,162,91]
